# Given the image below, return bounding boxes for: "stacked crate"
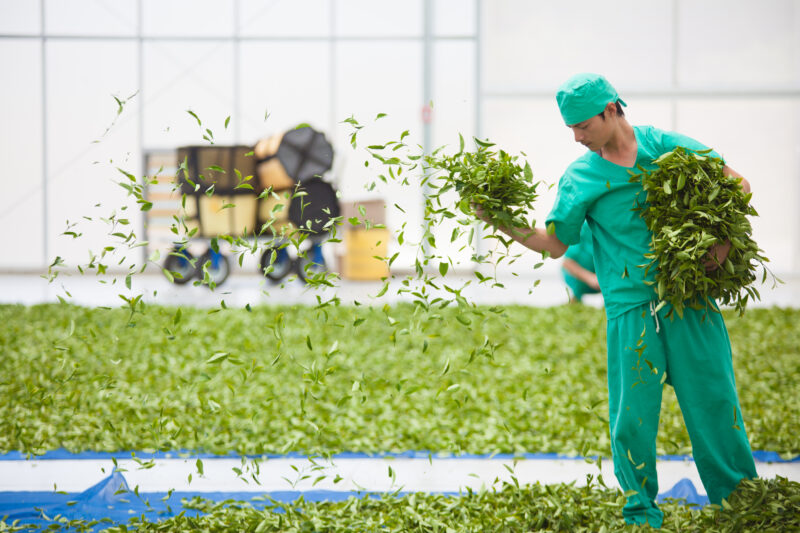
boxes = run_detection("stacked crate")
[176,145,257,237]
[142,151,182,259]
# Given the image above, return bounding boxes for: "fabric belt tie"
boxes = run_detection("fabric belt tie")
[649,300,661,333]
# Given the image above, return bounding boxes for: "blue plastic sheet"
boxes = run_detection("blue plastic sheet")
[3,448,795,529]
[1,448,797,462]
[2,472,184,529]
[0,471,271,530]
[1,471,711,530]
[656,478,709,506]
[0,472,431,530]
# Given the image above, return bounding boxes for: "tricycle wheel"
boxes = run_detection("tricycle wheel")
[163,248,197,285]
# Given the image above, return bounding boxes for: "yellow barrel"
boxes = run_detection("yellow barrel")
[341,228,390,280]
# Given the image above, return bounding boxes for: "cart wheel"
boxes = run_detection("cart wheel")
[198,249,231,287]
[296,244,327,283]
[163,248,197,285]
[260,247,294,281]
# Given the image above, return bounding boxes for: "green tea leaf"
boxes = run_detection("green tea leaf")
[206,352,229,364]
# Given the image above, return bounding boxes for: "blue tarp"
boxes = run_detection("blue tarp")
[657,478,708,506]
[1,449,797,462]
[0,471,261,530]
[6,448,796,529]
[1,471,709,531]
[0,472,362,530]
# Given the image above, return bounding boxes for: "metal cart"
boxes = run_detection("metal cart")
[142,126,340,287]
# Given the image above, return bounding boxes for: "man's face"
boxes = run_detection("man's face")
[568,110,612,151]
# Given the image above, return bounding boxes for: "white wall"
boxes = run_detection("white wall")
[481,0,800,275]
[1,0,798,276]
[0,38,43,269]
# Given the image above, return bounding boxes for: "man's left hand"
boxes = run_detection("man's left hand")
[704,241,732,271]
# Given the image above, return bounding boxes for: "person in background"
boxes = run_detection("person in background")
[476,73,757,528]
[561,221,600,303]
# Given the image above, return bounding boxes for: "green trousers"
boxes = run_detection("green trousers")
[606,302,757,527]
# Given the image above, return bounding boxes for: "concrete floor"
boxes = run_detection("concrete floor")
[0,267,796,310]
[3,454,798,494]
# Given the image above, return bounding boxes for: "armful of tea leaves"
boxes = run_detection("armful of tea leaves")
[634,147,774,317]
[703,165,750,271]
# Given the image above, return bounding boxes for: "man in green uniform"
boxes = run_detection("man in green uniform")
[561,221,600,303]
[479,73,757,527]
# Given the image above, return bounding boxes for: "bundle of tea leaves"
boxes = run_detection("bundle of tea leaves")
[630,147,776,317]
[427,135,540,231]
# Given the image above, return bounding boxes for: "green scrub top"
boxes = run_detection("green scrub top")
[546,125,721,319]
[564,221,595,273]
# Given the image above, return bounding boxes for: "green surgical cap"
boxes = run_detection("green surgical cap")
[556,73,627,126]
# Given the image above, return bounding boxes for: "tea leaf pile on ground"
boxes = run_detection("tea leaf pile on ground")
[1,304,797,458]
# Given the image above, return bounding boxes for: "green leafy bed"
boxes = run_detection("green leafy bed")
[1,303,798,458]
[2,303,798,531]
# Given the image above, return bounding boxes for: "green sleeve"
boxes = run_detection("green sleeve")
[563,223,595,272]
[654,128,724,163]
[545,174,588,247]
[563,243,582,261]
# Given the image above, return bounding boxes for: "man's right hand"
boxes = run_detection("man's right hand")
[472,203,491,225]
